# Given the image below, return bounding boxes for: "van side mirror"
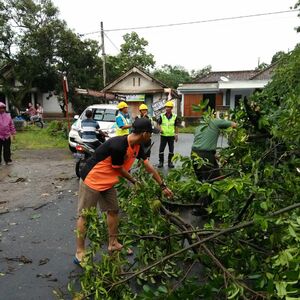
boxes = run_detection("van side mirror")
[74,115,79,120]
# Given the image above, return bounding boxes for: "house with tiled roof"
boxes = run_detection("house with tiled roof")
[0,63,71,116]
[177,64,277,121]
[101,66,179,118]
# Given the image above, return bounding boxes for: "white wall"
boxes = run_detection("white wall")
[230,89,254,109]
[41,93,73,114]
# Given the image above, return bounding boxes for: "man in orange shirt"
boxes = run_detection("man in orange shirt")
[74,118,173,264]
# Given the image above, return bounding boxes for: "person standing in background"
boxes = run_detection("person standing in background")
[0,102,16,165]
[36,103,44,121]
[135,104,153,158]
[157,99,179,168]
[115,102,132,136]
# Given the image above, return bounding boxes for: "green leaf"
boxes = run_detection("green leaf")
[275,281,287,298]
[260,201,268,211]
[30,213,41,220]
[158,286,168,293]
[288,225,297,238]
[143,285,151,293]
[248,274,261,279]
[227,286,240,299]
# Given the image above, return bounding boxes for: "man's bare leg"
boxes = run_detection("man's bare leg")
[76,216,86,261]
[107,210,122,250]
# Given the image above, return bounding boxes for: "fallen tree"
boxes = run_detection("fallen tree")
[69,44,300,300]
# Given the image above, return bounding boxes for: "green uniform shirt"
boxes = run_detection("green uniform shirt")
[192,119,232,151]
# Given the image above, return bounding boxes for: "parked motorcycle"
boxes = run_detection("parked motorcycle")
[74,143,95,178]
[19,112,44,128]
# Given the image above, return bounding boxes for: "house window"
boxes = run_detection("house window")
[133,78,135,86]
[138,77,141,86]
[234,95,242,108]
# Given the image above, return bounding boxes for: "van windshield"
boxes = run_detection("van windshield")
[93,109,116,122]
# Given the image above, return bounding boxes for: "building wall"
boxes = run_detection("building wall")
[41,93,73,116]
[113,73,162,93]
[127,92,179,119]
[182,89,256,116]
[229,89,254,109]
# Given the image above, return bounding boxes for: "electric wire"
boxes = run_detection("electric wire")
[104,32,119,52]
[80,9,299,36]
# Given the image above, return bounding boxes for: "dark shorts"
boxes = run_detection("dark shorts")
[191,150,220,182]
[77,179,118,216]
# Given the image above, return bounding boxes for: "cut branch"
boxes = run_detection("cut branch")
[109,202,300,290]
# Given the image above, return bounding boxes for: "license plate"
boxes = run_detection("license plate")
[74,153,85,159]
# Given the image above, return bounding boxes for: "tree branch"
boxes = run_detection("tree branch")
[108,202,300,290]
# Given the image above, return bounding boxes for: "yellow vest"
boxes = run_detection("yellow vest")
[161,113,177,136]
[116,113,130,136]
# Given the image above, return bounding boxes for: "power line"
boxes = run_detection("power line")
[80,9,298,36]
[104,32,119,52]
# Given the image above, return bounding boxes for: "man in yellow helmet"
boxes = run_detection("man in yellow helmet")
[138,103,148,117]
[115,101,132,136]
[157,100,179,168]
[135,103,152,157]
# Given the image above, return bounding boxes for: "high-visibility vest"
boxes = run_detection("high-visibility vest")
[161,113,176,137]
[116,113,130,136]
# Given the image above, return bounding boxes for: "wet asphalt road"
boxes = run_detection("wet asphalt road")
[0,133,227,299]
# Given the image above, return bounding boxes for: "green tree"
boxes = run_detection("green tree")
[0,0,14,61]
[1,0,104,113]
[190,65,212,80]
[72,42,300,300]
[106,54,123,84]
[152,64,191,88]
[255,62,269,71]
[256,44,300,146]
[263,44,300,108]
[54,30,103,113]
[271,51,286,64]
[115,31,155,73]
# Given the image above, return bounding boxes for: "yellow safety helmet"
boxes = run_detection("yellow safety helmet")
[117,101,128,109]
[139,104,148,110]
[165,101,174,108]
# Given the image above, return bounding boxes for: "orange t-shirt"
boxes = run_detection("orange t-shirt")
[82,135,147,191]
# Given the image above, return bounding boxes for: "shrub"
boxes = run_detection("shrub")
[45,120,68,138]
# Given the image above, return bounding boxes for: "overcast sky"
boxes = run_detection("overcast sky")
[52,0,299,71]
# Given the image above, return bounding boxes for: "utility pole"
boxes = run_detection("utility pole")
[62,73,70,131]
[100,21,106,87]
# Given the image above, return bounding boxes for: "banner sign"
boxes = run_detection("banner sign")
[152,98,169,117]
[125,94,145,102]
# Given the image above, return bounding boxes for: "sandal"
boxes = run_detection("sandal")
[73,254,83,267]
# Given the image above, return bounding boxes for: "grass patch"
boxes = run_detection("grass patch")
[12,126,68,150]
[179,126,197,134]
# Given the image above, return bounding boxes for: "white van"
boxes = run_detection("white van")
[68,104,118,152]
